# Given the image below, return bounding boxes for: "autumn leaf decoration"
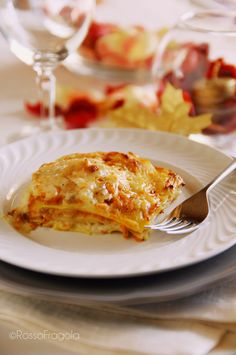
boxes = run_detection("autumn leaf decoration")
[108,83,212,136]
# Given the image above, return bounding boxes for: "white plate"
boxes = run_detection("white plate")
[64,0,195,84]
[64,53,151,84]
[0,129,235,277]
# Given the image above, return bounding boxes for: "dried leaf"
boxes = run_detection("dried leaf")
[108,83,212,136]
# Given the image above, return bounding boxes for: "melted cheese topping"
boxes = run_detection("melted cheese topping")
[7,152,184,241]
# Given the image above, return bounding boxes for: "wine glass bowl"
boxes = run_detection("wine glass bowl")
[0,0,94,135]
[1,0,93,64]
[153,10,236,137]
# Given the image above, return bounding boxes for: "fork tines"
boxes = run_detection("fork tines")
[145,217,198,234]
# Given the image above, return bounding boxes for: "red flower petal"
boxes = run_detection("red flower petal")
[64,98,98,129]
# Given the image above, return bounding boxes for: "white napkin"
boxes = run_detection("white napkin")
[1,278,236,355]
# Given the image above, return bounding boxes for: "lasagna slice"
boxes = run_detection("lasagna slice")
[7,152,184,241]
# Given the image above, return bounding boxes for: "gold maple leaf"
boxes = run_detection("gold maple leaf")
[108,83,212,136]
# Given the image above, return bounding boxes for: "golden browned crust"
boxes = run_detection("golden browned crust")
[6,152,184,241]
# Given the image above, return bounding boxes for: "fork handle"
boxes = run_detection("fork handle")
[207,159,236,193]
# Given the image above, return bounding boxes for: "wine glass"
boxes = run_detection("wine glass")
[0,0,95,138]
[152,10,236,156]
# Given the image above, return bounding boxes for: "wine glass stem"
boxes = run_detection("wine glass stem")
[33,63,57,130]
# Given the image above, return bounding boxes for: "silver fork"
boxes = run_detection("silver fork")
[145,159,236,234]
